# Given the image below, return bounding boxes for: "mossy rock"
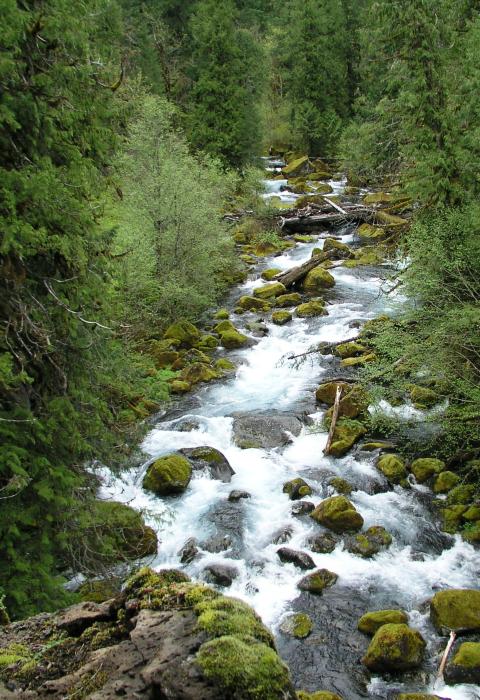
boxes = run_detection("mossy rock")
[220,329,249,349]
[163,319,201,348]
[329,477,353,495]
[307,170,332,181]
[344,247,385,267]
[377,454,407,484]
[396,695,443,700]
[196,635,294,699]
[296,300,328,318]
[430,589,480,633]
[362,623,425,672]
[357,223,386,242]
[323,238,354,259]
[336,385,369,419]
[297,692,343,700]
[340,352,376,367]
[294,234,315,243]
[195,596,274,647]
[335,341,367,359]
[196,334,219,350]
[214,319,236,333]
[298,569,338,595]
[179,363,218,386]
[237,295,272,312]
[316,381,351,405]
[282,155,313,178]
[253,282,287,299]
[446,484,476,505]
[441,505,467,533]
[375,211,409,230]
[143,453,192,496]
[433,471,460,494]
[361,441,396,451]
[363,192,396,205]
[253,241,283,257]
[261,268,282,281]
[310,495,363,533]
[215,358,236,372]
[214,308,230,320]
[410,385,439,408]
[170,380,191,394]
[303,267,335,292]
[276,293,302,308]
[328,418,367,457]
[463,504,480,522]
[358,610,408,636]
[241,254,258,264]
[345,526,392,558]
[280,613,313,639]
[409,458,445,484]
[272,311,292,325]
[462,523,480,544]
[151,350,180,369]
[283,478,313,501]
[445,642,480,684]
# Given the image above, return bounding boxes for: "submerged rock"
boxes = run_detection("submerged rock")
[277,547,316,570]
[180,446,235,483]
[228,490,251,502]
[345,526,392,558]
[233,413,303,449]
[357,610,408,636]
[298,569,338,594]
[270,525,294,545]
[280,613,313,639]
[143,453,192,495]
[362,623,426,672]
[307,532,337,554]
[430,589,480,633]
[310,496,364,534]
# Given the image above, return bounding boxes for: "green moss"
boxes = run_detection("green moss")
[214,320,236,333]
[294,234,315,242]
[430,589,480,632]
[302,267,335,292]
[215,358,236,371]
[324,385,369,421]
[328,418,367,457]
[143,453,192,495]
[357,223,386,242]
[409,458,445,483]
[280,613,313,639]
[297,692,343,700]
[196,334,219,350]
[179,363,218,385]
[163,319,201,347]
[358,610,408,636]
[451,642,480,668]
[237,295,272,312]
[446,484,476,505]
[282,155,312,177]
[346,526,392,558]
[196,597,274,647]
[298,569,338,594]
[316,381,351,405]
[377,454,407,483]
[253,282,287,299]
[214,308,230,320]
[78,578,121,603]
[463,505,480,521]
[462,523,480,543]
[375,211,409,230]
[272,311,292,325]
[396,695,443,700]
[276,293,302,308]
[362,623,425,671]
[310,495,363,533]
[169,379,191,394]
[197,635,293,699]
[340,353,376,367]
[433,471,461,493]
[0,643,33,669]
[336,341,367,358]
[296,300,328,318]
[283,478,313,500]
[220,329,249,349]
[410,385,439,408]
[261,268,282,281]
[329,477,353,495]
[441,505,467,533]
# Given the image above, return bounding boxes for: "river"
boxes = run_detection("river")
[99,161,479,700]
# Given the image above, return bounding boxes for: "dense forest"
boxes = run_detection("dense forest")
[1,0,479,633]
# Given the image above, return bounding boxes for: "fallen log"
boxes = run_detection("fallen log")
[281,205,374,233]
[324,386,342,455]
[275,249,344,288]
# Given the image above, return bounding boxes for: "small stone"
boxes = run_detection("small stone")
[277,547,315,570]
[345,526,392,558]
[283,477,313,501]
[178,538,199,564]
[307,533,337,554]
[270,526,293,545]
[228,490,251,502]
[298,569,338,594]
[292,501,315,516]
[329,477,353,495]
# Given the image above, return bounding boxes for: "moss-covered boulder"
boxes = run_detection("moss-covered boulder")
[463,504,480,522]
[214,319,236,333]
[323,238,354,259]
[195,596,274,647]
[298,569,338,595]
[294,234,315,243]
[151,350,180,369]
[272,311,293,325]
[296,300,328,318]
[358,610,408,636]
[316,381,351,405]
[253,282,287,299]
[375,211,409,230]
[282,155,313,178]
[409,458,445,484]
[280,613,313,639]
[179,363,218,385]
[216,358,236,372]
[303,267,335,292]
[441,504,467,533]
[276,293,302,308]
[310,495,363,533]
[197,334,219,350]
[261,268,282,281]
[214,308,230,320]
[163,319,201,348]
[308,170,332,182]
[335,341,367,359]
[340,353,376,367]
[410,385,439,408]
[433,470,460,493]
[446,484,476,505]
[143,453,192,496]
[444,642,480,684]
[395,695,443,700]
[345,526,392,558]
[297,692,343,700]
[324,385,369,421]
[220,329,249,349]
[377,454,407,484]
[344,247,385,267]
[357,223,386,242]
[329,477,353,495]
[328,418,367,457]
[430,589,480,633]
[462,524,480,543]
[283,478,313,501]
[362,623,425,672]
[237,295,272,312]
[363,192,396,205]
[169,379,191,394]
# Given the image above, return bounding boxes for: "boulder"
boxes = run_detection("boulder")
[179,363,218,385]
[163,319,201,348]
[283,477,313,500]
[328,419,367,457]
[282,155,314,178]
[310,496,364,534]
[376,454,407,484]
[363,192,396,205]
[214,308,230,320]
[322,238,354,260]
[329,477,353,495]
[297,693,343,700]
[409,458,445,483]
[169,379,191,394]
[261,268,282,281]
[143,453,192,496]
[253,282,287,299]
[430,589,480,633]
[325,385,369,421]
[316,381,351,405]
[441,504,467,533]
[202,535,233,553]
[280,613,313,639]
[362,623,426,672]
[55,600,114,634]
[237,295,272,312]
[245,320,269,336]
[335,341,367,359]
[197,334,219,350]
[444,641,480,684]
[277,548,316,570]
[228,490,251,502]
[203,564,239,587]
[357,223,386,242]
[303,267,335,292]
[296,300,329,318]
[233,413,303,449]
[215,358,236,372]
[375,211,409,230]
[446,484,476,505]
[179,447,235,483]
[358,610,408,636]
[152,350,180,369]
[292,501,315,516]
[410,385,439,408]
[272,311,293,325]
[298,569,338,595]
[276,293,302,308]
[433,471,460,494]
[307,533,337,554]
[214,319,236,333]
[340,353,376,367]
[345,526,392,558]
[220,329,249,349]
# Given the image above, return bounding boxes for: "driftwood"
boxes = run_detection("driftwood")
[281,204,374,233]
[275,253,328,288]
[435,630,456,687]
[324,386,342,455]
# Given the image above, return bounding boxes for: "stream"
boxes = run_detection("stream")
[99,161,480,700]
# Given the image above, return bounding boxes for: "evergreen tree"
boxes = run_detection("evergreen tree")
[188,0,264,168]
[284,0,349,155]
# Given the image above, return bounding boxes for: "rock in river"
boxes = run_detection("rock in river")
[310,496,364,534]
[179,446,235,483]
[362,623,426,672]
[277,547,316,570]
[204,563,239,587]
[233,412,303,449]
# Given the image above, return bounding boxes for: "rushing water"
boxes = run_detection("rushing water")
[99,164,479,700]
